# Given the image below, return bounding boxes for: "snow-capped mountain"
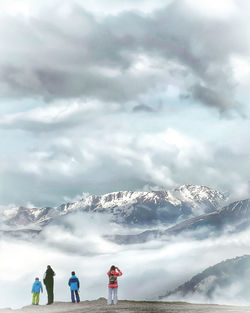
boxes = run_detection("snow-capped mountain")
[165,198,250,235]
[3,206,59,227]
[110,198,250,244]
[160,255,250,303]
[1,185,226,228]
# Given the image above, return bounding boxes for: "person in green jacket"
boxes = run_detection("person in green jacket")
[43,265,55,305]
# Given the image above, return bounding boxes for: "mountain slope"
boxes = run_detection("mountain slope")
[160,255,250,303]
[166,198,250,235]
[110,198,250,244]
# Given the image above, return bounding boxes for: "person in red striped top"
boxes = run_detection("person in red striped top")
[107,265,122,305]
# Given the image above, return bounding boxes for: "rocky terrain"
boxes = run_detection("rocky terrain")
[1,300,250,313]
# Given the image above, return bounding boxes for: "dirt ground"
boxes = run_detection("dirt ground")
[1,299,250,313]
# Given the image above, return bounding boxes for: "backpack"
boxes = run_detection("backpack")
[109,273,117,284]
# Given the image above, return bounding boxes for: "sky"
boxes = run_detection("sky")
[1,0,250,208]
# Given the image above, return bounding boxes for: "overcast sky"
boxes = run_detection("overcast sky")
[0,0,250,207]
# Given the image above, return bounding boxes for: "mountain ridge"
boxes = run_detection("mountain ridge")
[160,254,250,303]
[110,198,250,244]
[1,184,226,229]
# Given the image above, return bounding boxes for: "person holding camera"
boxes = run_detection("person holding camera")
[107,265,122,305]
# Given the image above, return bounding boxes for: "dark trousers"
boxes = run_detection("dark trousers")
[71,290,80,303]
[46,285,54,304]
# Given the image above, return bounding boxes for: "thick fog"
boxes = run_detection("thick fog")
[1,212,250,309]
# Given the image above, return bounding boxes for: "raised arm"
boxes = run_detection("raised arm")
[116,268,122,276]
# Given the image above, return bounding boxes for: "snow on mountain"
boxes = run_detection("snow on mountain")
[63,185,226,225]
[1,185,226,228]
[165,198,250,235]
[168,185,226,216]
[3,206,59,227]
[110,198,250,244]
[82,185,225,213]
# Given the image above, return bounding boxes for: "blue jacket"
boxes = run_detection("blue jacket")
[68,275,80,291]
[32,281,43,293]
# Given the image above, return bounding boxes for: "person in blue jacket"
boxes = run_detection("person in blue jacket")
[68,271,80,303]
[31,277,43,305]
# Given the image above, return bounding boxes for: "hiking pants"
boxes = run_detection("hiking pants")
[71,290,80,303]
[108,287,118,305]
[45,285,54,304]
[32,292,40,305]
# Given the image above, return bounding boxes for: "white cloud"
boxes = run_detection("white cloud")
[0,100,250,207]
[63,192,90,204]
[0,100,118,131]
[231,56,250,82]
[0,0,174,18]
[184,0,239,19]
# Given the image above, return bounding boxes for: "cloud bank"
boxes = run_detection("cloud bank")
[0,0,248,109]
